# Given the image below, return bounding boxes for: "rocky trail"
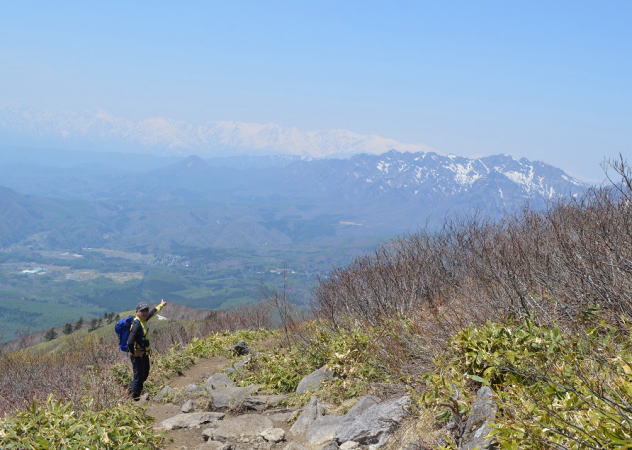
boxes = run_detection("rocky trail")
[140,351,420,450]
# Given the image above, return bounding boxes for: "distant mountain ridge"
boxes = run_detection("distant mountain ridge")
[0,150,587,252]
[0,107,431,158]
[274,150,585,202]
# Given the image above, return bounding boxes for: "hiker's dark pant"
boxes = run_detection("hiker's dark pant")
[129,354,150,399]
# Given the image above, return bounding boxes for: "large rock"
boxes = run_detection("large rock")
[209,385,259,410]
[296,366,334,394]
[345,395,381,419]
[242,394,288,411]
[289,396,326,435]
[305,415,344,445]
[205,373,236,390]
[202,414,274,442]
[459,386,497,450]
[160,412,225,430]
[334,395,410,446]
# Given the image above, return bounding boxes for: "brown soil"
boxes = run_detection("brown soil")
[169,356,231,389]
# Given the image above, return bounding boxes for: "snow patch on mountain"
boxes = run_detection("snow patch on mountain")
[446,161,484,185]
[0,107,433,158]
[353,151,586,201]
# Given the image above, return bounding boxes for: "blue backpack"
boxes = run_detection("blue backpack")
[114,315,134,352]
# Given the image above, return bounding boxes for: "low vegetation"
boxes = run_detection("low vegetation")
[232,323,389,405]
[307,157,632,447]
[0,395,164,449]
[422,319,631,448]
[0,158,630,448]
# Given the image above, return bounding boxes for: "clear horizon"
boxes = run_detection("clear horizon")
[1,1,631,181]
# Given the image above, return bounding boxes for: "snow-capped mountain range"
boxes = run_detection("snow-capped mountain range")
[0,104,589,242]
[105,150,586,236]
[0,148,588,250]
[328,151,585,200]
[256,150,587,231]
[0,107,431,157]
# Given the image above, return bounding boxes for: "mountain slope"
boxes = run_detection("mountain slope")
[0,151,587,250]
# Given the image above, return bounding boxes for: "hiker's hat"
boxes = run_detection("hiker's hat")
[136,302,149,311]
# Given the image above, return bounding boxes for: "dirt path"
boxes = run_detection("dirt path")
[170,356,231,389]
[144,356,232,450]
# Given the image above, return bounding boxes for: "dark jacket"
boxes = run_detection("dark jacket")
[127,306,161,354]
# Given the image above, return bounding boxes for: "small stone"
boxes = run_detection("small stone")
[181,399,197,413]
[224,355,251,377]
[185,383,206,394]
[234,355,251,371]
[339,442,360,450]
[154,386,174,402]
[459,386,497,450]
[231,340,250,355]
[260,427,286,443]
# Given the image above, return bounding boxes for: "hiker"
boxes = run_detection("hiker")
[127,299,167,400]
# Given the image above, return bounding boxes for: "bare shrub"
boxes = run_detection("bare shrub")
[0,335,123,415]
[0,301,273,416]
[314,158,632,358]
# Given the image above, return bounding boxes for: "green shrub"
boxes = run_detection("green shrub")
[422,320,632,449]
[0,395,164,449]
[233,323,388,403]
[109,363,131,387]
[235,345,318,393]
[188,329,277,359]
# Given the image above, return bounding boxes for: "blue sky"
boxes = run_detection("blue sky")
[1,1,630,180]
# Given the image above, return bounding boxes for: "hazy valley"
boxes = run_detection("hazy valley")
[0,148,587,341]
